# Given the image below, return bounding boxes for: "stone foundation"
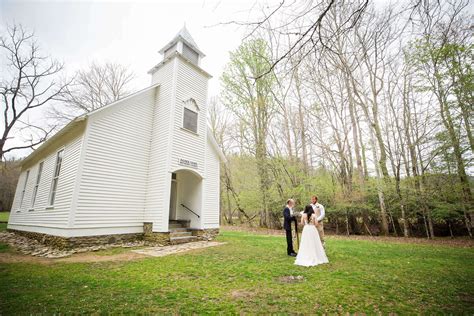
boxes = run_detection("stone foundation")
[192,228,220,241]
[8,229,143,250]
[143,222,171,246]
[6,224,218,251]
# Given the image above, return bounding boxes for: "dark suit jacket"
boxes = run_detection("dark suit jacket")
[283,206,295,231]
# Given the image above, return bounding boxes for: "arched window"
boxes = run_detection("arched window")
[183,98,199,134]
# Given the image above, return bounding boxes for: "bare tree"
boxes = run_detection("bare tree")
[0,24,69,162]
[220,0,370,78]
[50,62,135,123]
[409,0,473,237]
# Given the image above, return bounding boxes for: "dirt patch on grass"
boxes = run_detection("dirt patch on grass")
[56,251,148,263]
[0,241,226,264]
[459,293,474,304]
[0,252,53,264]
[230,290,254,299]
[0,248,148,264]
[277,275,305,283]
[222,225,474,248]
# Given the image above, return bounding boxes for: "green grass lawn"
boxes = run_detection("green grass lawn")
[0,212,9,232]
[0,230,472,314]
[0,211,10,222]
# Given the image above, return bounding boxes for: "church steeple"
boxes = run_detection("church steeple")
[158,25,205,66]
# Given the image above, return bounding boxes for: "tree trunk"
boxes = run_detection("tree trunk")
[435,75,473,237]
[369,129,389,235]
[356,117,369,179]
[402,79,434,238]
[226,188,233,225]
[372,113,390,179]
[344,73,364,182]
[448,221,454,238]
[345,212,350,236]
[294,68,308,173]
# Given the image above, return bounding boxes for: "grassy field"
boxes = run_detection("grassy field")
[0,212,9,232]
[0,212,9,222]
[0,228,473,314]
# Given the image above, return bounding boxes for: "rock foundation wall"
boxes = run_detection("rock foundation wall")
[8,229,143,250]
[192,228,219,241]
[143,222,171,246]
[7,224,220,250]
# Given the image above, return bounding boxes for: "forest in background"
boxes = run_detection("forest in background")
[211,0,473,238]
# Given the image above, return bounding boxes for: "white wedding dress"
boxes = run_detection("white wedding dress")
[295,214,329,267]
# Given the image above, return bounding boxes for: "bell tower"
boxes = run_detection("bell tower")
[160,25,205,66]
[145,27,212,232]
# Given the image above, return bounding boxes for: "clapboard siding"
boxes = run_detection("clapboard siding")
[9,33,223,237]
[203,138,220,228]
[170,58,208,175]
[145,58,176,231]
[8,134,83,228]
[9,171,24,212]
[73,89,156,228]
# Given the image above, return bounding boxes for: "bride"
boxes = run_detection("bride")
[295,205,329,267]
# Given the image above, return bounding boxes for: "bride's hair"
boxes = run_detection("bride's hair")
[304,205,314,219]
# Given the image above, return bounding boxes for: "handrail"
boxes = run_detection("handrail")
[181,204,200,218]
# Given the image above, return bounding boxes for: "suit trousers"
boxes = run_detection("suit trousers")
[285,229,295,254]
[317,222,325,245]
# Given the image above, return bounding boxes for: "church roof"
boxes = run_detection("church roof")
[20,82,225,168]
[20,84,161,168]
[159,26,205,57]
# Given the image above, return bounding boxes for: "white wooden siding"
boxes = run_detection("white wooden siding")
[72,88,156,228]
[8,134,83,228]
[146,58,177,231]
[203,138,220,228]
[9,171,24,212]
[170,58,208,176]
[182,43,199,65]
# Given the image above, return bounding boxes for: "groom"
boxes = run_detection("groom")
[310,195,326,247]
[283,199,297,257]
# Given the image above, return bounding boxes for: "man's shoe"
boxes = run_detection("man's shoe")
[289,252,297,257]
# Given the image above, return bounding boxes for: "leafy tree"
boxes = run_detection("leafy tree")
[221,39,278,228]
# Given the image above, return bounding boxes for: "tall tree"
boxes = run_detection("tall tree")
[0,24,68,161]
[410,0,473,237]
[221,39,277,228]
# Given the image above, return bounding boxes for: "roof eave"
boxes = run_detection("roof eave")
[158,35,206,57]
[148,52,212,78]
[20,116,87,168]
[207,127,227,163]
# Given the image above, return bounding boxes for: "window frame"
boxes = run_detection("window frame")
[30,161,44,210]
[48,149,64,208]
[182,107,198,134]
[18,169,30,211]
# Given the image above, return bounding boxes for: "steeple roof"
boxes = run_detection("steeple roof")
[159,25,205,57]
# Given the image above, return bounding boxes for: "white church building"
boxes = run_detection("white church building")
[7,27,224,248]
